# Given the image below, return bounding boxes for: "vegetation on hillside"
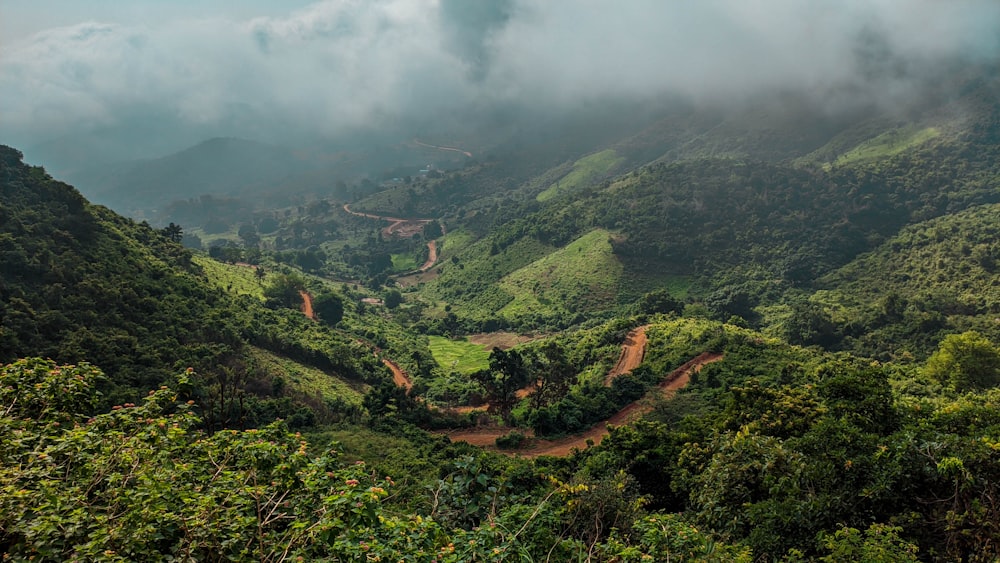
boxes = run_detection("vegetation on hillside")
[4,70,1000,560]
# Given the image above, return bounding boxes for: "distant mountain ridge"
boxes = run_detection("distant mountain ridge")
[66,137,312,214]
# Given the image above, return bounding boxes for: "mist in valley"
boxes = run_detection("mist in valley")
[2,0,998,214]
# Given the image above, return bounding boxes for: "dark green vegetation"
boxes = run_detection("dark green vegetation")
[0,146,383,426]
[4,68,1000,560]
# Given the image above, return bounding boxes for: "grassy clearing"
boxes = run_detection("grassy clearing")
[659,276,693,299]
[193,254,266,299]
[537,150,624,202]
[439,229,476,258]
[391,253,418,272]
[829,126,939,168]
[427,335,492,374]
[498,229,623,320]
[250,347,367,406]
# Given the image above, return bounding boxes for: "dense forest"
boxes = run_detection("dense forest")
[3,66,1000,561]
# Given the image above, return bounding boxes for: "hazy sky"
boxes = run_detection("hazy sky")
[2,0,999,149]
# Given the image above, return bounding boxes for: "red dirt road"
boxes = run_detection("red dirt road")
[604,325,648,386]
[413,139,473,158]
[509,352,722,458]
[440,326,724,458]
[419,240,438,272]
[299,291,316,320]
[342,204,431,239]
[384,358,412,390]
[342,204,440,273]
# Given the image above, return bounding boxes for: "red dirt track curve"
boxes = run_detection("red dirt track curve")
[299,290,316,320]
[440,327,724,457]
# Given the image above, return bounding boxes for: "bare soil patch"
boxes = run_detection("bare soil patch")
[604,325,648,386]
[342,204,431,239]
[467,332,540,350]
[383,358,412,390]
[419,240,438,271]
[299,291,316,320]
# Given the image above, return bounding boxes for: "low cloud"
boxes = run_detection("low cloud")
[2,0,998,148]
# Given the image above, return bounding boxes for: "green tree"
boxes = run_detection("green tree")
[815,524,919,562]
[237,223,260,248]
[313,292,345,326]
[530,341,576,409]
[263,273,306,309]
[473,348,529,425]
[638,289,683,315]
[384,289,403,310]
[924,331,1000,390]
[784,301,840,348]
[159,222,183,243]
[422,220,443,239]
[0,359,457,561]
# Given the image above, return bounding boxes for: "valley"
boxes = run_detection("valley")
[3,66,1000,560]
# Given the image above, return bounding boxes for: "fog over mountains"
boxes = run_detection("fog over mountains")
[3,1,998,158]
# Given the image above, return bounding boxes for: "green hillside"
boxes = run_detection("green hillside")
[497,229,623,324]
[6,66,1000,561]
[192,254,266,299]
[0,145,379,421]
[832,126,940,167]
[536,149,625,202]
[804,203,1000,359]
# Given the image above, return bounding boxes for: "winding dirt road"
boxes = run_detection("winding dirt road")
[342,203,440,272]
[438,320,724,457]
[443,351,722,457]
[604,325,648,386]
[413,139,473,158]
[418,240,437,272]
[343,204,430,237]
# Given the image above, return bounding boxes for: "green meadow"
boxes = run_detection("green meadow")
[427,335,492,374]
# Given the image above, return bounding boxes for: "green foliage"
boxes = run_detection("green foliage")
[427,335,492,375]
[312,291,345,326]
[390,252,418,271]
[0,145,387,430]
[248,347,365,408]
[813,203,1000,359]
[638,288,684,315]
[0,361,432,561]
[815,524,919,562]
[0,358,104,420]
[601,513,752,562]
[473,348,531,425]
[383,288,403,309]
[0,147,253,403]
[422,220,444,239]
[496,229,623,326]
[828,126,940,168]
[536,149,625,202]
[263,273,306,308]
[192,254,265,299]
[783,300,841,348]
[495,431,527,449]
[924,331,1000,391]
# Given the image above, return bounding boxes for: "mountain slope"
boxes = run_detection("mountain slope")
[68,137,312,212]
[413,81,1000,333]
[804,202,1000,359]
[0,145,377,418]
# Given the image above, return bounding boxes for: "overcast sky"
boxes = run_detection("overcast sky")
[2,0,999,150]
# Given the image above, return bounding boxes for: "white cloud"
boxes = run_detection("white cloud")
[1,0,997,147]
